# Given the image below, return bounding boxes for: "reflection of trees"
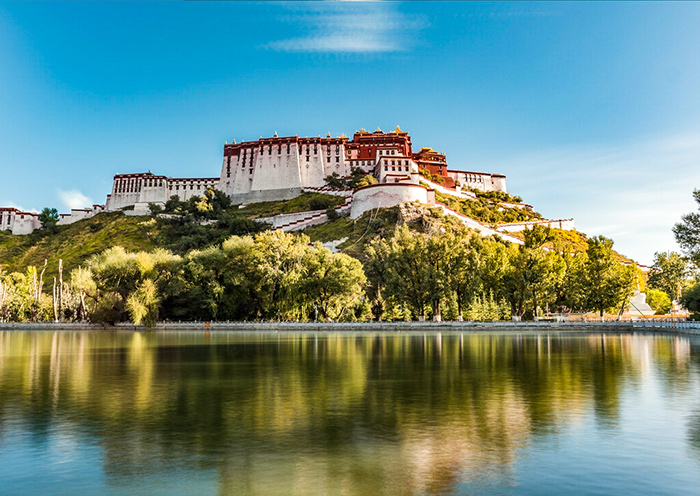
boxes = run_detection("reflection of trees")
[0,331,686,495]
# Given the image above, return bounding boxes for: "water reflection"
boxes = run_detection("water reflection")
[0,330,699,495]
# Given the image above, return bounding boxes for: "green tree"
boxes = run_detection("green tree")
[503,226,564,318]
[581,236,636,318]
[647,251,689,301]
[645,288,672,315]
[38,207,60,231]
[299,246,366,321]
[680,283,700,319]
[88,247,182,325]
[673,189,700,266]
[381,226,433,320]
[324,172,346,189]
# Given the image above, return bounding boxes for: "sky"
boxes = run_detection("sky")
[1,1,699,264]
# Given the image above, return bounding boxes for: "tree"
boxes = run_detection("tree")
[324,172,346,189]
[38,207,59,231]
[645,288,672,315]
[88,246,182,325]
[502,226,565,319]
[680,283,700,319]
[647,251,689,301]
[673,189,700,266]
[379,226,434,320]
[300,246,366,321]
[447,233,482,321]
[580,236,636,318]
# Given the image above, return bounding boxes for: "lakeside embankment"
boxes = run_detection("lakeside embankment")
[2,320,700,335]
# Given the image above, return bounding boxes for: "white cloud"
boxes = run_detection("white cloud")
[266,3,424,53]
[0,200,35,213]
[486,132,700,265]
[58,189,93,210]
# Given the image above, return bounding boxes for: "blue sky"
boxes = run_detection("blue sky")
[1,1,699,264]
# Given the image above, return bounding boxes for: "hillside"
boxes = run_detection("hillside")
[0,213,156,279]
[0,192,633,279]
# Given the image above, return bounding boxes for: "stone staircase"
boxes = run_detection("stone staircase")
[272,196,353,232]
[302,186,354,197]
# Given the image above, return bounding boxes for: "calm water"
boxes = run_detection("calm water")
[1,330,700,495]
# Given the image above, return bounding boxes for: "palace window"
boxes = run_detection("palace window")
[249,169,253,174]
[336,157,339,163]
[269,146,272,155]
[306,156,309,162]
[327,157,330,163]
[278,145,281,154]
[384,166,388,171]
[287,144,290,153]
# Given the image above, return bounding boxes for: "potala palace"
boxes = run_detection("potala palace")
[1,127,573,238]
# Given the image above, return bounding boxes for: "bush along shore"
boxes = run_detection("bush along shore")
[2,221,660,326]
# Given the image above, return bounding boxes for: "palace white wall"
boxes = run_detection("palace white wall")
[448,171,507,193]
[351,183,430,219]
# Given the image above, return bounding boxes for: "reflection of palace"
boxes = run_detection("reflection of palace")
[0,331,694,494]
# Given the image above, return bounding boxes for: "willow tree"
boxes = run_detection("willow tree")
[88,246,182,325]
[299,245,366,321]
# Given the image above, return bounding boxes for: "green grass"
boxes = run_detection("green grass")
[435,191,541,224]
[303,215,355,243]
[237,193,345,219]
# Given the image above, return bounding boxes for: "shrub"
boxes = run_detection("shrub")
[310,197,335,211]
[326,207,339,220]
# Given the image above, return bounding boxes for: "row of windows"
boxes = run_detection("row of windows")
[384,166,411,172]
[168,183,212,191]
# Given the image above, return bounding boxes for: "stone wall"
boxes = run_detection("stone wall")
[496,218,575,232]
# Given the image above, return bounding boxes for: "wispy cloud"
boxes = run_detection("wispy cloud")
[489,133,700,264]
[58,189,93,210]
[266,3,424,53]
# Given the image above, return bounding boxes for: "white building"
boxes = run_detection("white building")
[0,207,41,235]
[104,127,510,212]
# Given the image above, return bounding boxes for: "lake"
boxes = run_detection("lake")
[1,330,700,495]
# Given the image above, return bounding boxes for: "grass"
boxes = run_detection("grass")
[237,193,345,219]
[303,215,355,243]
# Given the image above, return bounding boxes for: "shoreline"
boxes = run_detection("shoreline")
[1,320,699,335]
